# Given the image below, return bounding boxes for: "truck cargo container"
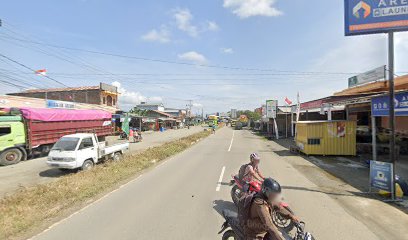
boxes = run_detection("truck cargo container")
[0,108,113,166]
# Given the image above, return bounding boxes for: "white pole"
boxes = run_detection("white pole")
[291,111,294,137]
[372,115,377,161]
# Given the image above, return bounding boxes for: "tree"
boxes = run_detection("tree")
[128,107,148,130]
[237,110,261,121]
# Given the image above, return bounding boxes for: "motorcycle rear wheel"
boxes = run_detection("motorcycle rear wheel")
[231,185,241,205]
[222,230,237,240]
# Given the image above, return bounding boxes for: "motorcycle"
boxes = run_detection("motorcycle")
[230,175,295,233]
[218,209,315,240]
[230,175,261,205]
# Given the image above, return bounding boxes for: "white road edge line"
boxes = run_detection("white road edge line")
[228,131,235,152]
[28,174,144,240]
[216,166,226,192]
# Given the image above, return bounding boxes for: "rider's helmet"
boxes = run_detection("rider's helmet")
[250,152,260,165]
[261,178,281,200]
[250,152,260,161]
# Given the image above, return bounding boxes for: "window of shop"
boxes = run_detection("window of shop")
[103,97,106,104]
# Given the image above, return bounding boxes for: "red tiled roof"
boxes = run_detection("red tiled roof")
[150,110,174,118]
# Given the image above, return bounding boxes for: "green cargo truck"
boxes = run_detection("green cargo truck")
[0,115,26,165]
[0,108,113,166]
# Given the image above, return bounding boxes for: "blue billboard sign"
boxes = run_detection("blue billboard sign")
[46,100,75,109]
[370,160,394,192]
[371,91,408,116]
[345,0,408,36]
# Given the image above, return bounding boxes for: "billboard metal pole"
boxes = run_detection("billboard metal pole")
[388,31,396,201]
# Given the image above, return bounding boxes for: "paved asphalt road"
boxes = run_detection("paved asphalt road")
[0,127,203,198]
[30,127,408,240]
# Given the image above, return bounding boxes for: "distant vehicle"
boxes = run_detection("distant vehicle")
[239,115,249,127]
[47,133,129,171]
[231,120,237,127]
[235,122,243,130]
[0,108,113,166]
[208,115,219,121]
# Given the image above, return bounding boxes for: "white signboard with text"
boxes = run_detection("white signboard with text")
[266,100,278,119]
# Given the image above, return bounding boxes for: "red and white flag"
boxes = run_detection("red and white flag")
[284,97,292,105]
[35,69,47,76]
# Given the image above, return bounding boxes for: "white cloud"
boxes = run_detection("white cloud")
[193,103,203,108]
[178,51,208,64]
[172,8,219,37]
[206,21,220,31]
[223,0,283,18]
[111,81,162,110]
[221,48,234,54]
[173,8,198,37]
[312,35,387,73]
[141,27,171,43]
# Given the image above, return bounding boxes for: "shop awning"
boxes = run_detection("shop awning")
[300,105,345,113]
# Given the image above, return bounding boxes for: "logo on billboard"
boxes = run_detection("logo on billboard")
[353,1,371,19]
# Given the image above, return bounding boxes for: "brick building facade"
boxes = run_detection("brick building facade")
[8,83,119,108]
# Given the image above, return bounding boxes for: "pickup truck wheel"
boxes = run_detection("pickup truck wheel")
[112,152,122,161]
[81,160,94,171]
[0,148,23,166]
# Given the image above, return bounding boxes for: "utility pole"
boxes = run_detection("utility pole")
[388,31,396,201]
[186,100,193,128]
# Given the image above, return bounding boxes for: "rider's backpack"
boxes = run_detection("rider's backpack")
[238,163,250,181]
[237,192,256,225]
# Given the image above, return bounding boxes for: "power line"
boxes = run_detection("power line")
[0,53,68,87]
[0,33,363,75]
[0,24,132,86]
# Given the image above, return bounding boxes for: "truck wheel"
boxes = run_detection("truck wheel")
[112,152,122,161]
[0,148,23,166]
[81,159,94,171]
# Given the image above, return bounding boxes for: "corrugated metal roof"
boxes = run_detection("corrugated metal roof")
[13,86,100,93]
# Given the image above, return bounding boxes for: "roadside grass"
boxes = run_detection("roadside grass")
[0,130,211,240]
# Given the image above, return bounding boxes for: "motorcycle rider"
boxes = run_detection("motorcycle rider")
[243,178,299,240]
[241,153,265,191]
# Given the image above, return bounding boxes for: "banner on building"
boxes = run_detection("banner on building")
[345,0,408,36]
[46,100,75,109]
[266,100,278,119]
[348,66,386,88]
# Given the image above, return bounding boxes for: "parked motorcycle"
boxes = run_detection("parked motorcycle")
[230,175,295,233]
[218,209,315,240]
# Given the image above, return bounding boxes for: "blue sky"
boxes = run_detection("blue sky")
[1,0,408,113]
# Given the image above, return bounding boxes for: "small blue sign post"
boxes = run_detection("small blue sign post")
[344,0,408,200]
[370,161,394,193]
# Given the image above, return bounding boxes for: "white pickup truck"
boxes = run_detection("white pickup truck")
[47,133,129,171]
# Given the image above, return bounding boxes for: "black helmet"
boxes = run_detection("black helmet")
[261,178,281,198]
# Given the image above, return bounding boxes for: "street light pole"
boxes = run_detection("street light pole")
[388,31,396,200]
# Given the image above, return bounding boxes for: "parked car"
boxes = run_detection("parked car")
[47,133,129,171]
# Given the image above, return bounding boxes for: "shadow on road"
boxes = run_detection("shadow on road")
[273,150,296,157]
[213,199,236,217]
[282,185,370,198]
[39,168,69,178]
